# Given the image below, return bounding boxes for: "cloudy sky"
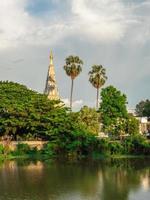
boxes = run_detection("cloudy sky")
[0,0,150,109]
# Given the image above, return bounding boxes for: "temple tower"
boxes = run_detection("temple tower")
[44,51,59,100]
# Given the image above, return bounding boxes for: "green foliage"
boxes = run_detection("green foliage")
[123,135,150,155]
[68,129,98,157]
[64,55,83,80]
[99,86,128,136]
[0,81,149,159]
[109,141,124,155]
[95,139,123,155]
[0,81,68,140]
[13,143,31,155]
[89,65,107,89]
[77,106,100,135]
[42,142,56,157]
[89,65,107,109]
[41,127,98,158]
[95,136,150,156]
[0,145,4,154]
[126,114,139,135]
[97,139,110,155]
[12,143,38,156]
[136,99,150,117]
[63,55,83,109]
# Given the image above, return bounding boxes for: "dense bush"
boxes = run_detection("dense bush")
[96,139,110,155]
[0,145,4,154]
[109,141,124,155]
[42,143,56,157]
[125,114,139,135]
[95,139,124,155]
[12,143,38,156]
[90,136,150,157]
[42,128,98,158]
[123,135,150,155]
[77,106,100,135]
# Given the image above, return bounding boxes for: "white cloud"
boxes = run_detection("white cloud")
[62,98,83,109]
[70,0,128,41]
[0,0,69,49]
[1,0,150,50]
[0,0,30,48]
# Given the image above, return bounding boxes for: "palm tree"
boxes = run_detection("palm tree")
[89,65,107,109]
[64,55,83,110]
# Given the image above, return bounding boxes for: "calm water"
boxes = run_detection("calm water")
[0,158,149,200]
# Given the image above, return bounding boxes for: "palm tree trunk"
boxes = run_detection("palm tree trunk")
[70,79,74,110]
[96,88,99,110]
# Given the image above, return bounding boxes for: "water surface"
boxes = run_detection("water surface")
[0,158,149,200]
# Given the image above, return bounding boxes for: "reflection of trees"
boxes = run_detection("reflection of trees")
[99,167,140,200]
[0,159,149,200]
[0,160,46,200]
[99,158,150,200]
[0,160,100,200]
[140,168,150,190]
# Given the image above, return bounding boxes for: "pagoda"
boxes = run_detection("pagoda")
[44,51,59,100]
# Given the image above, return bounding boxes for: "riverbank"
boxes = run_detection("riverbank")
[0,152,150,162]
[0,135,150,161]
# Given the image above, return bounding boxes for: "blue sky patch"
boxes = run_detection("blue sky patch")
[26,0,56,16]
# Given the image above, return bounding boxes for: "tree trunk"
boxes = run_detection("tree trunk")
[70,79,74,110]
[96,88,100,110]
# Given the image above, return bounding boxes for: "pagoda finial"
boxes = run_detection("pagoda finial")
[44,50,59,100]
[50,50,53,65]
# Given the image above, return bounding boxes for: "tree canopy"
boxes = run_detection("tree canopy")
[89,65,107,109]
[0,81,70,140]
[99,86,128,136]
[0,81,98,157]
[77,106,100,135]
[135,99,150,117]
[64,55,83,109]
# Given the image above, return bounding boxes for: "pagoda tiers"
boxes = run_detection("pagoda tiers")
[44,51,59,100]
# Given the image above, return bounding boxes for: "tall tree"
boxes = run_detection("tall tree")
[64,55,83,110]
[99,86,128,137]
[89,65,107,109]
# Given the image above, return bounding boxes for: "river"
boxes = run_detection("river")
[0,158,149,200]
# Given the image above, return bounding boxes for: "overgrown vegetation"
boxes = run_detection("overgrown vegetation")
[0,135,149,159]
[99,86,140,138]
[0,81,149,159]
[76,106,100,135]
[0,81,72,140]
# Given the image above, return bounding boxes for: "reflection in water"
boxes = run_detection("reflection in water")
[0,158,149,200]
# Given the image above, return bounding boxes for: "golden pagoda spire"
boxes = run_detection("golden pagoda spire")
[44,51,59,100]
[50,50,53,65]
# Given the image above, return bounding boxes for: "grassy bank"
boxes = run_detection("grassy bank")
[0,135,150,161]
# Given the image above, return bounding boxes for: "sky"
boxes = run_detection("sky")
[0,0,150,110]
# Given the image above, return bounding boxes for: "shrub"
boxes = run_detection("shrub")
[96,139,110,155]
[13,143,31,156]
[123,135,150,155]
[109,141,124,155]
[41,142,56,157]
[0,144,4,154]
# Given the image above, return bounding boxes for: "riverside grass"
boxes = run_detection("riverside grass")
[0,135,149,160]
